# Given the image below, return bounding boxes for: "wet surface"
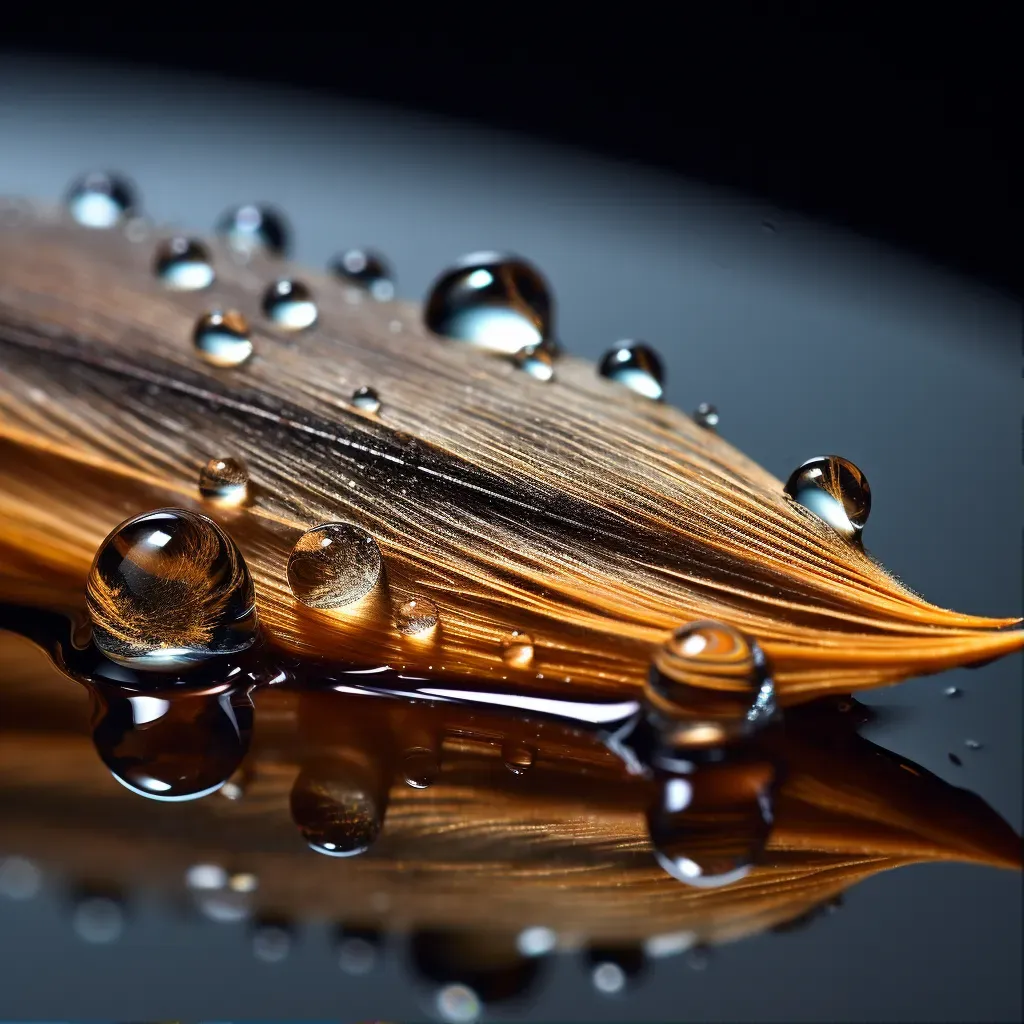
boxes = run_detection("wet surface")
[0,56,1021,1022]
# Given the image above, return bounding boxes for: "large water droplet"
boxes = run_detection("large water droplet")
[598,343,664,400]
[646,621,774,743]
[262,279,318,330]
[90,685,254,801]
[330,248,395,300]
[694,402,719,429]
[216,203,289,257]
[85,508,258,669]
[514,343,555,381]
[784,455,871,540]
[193,309,254,368]
[424,252,553,354]
[648,758,776,887]
[287,523,382,610]
[501,631,534,668]
[351,386,382,414]
[198,457,250,507]
[153,237,215,290]
[289,757,387,857]
[66,171,136,228]
[402,746,440,789]
[395,597,439,636]
[502,742,535,775]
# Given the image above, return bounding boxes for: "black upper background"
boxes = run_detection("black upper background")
[3,10,1019,295]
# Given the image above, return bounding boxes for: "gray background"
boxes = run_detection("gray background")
[0,56,1020,1021]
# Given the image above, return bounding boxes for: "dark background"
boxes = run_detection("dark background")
[3,8,1019,295]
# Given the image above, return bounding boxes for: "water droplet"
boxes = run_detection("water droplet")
[646,621,774,744]
[153,236,215,290]
[66,171,136,228]
[85,508,257,669]
[694,402,719,429]
[216,203,289,257]
[501,630,535,668]
[586,946,645,995]
[72,894,125,944]
[336,927,382,974]
[252,920,292,962]
[502,742,535,775]
[287,523,382,610]
[516,926,557,957]
[424,252,554,354]
[193,309,254,368]
[944,686,963,698]
[0,856,42,901]
[289,758,386,857]
[648,758,776,887]
[262,279,318,331]
[351,385,382,414]
[198,457,250,507]
[598,343,664,400]
[514,343,555,381]
[948,752,963,766]
[395,597,439,636]
[186,863,228,891]
[90,686,254,801]
[330,248,395,300]
[784,455,871,540]
[965,739,984,751]
[402,746,440,789]
[436,983,482,1023]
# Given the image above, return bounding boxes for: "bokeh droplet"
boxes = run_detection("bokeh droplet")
[598,343,665,400]
[330,248,395,300]
[216,203,289,257]
[154,236,215,290]
[262,279,318,331]
[66,171,136,228]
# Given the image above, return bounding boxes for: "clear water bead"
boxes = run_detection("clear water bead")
[287,523,383,610]
[784,455,871,540]
[193,310,254,368]
[154,236,215,290]
[66,171,136,228]
[598,343,665,400]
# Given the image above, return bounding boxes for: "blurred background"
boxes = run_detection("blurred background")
[0,14,1020,1022]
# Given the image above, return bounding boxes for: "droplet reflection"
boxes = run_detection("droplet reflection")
[287,523,383,610]
[784,455,871,540]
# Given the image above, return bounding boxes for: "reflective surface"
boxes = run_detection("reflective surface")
[0,56,1020,1023]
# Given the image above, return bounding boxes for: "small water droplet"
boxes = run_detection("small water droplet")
[0,856,43,901]
[330,248,395,300]
[66,171,136,228]
[193,309,254,368]
[186,864,228,891]
[287,523,382,610]
[501,630,534,668]
[425,252,553,354]
[91,686,254,801]
[85,508,258,668]
[944,686,963,698]
[154,236,215,290]
[948,752,963,766]
[262,279,318,331]
[646,620,774,741]
[336,928,382,974]
[502,742,535,775]
[289,758,386,857]
[252,919,292,963]
[436,983,482,1023]
[648,759,776,888]
[784,455,871,540]
[198,457,250,507]
[598,342,665,400]
[395,597,439,636]
[216,203,289,257]
[72,894,125,944]
[351,385,382,414]
[965,739,983,750]
[514,343,555,381]
[402,746,440,789]
[694,402,719,429]
[586,946,645,994]
[516,926,557,957]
